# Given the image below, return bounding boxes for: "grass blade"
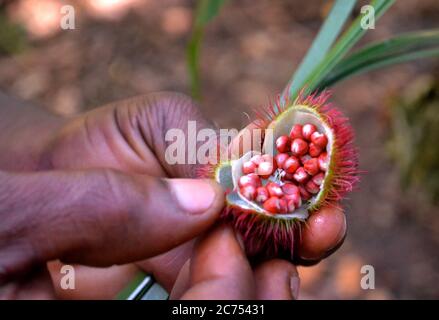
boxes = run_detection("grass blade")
[187,0,227,99]
[320,29,439,87]
[194,0,227,27]
[285,0,357,103]
[286,0,396,100]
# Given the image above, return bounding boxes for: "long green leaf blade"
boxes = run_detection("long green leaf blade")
[286,0,357,101]
[286,0,396,100]
[320,29,439,87]
[187,0,227,99]
[195,0,227,27]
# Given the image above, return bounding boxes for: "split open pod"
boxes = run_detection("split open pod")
[214,92,359,260]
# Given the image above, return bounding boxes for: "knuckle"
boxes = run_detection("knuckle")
[0,174,41,279]
[98,169,134,222]
[138,92,205,131]
[97,169,144,232]
[108,92,202,155]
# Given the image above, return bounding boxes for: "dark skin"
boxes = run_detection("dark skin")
[0,92,346,299]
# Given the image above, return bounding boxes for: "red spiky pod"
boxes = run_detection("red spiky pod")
[212,90,359,261]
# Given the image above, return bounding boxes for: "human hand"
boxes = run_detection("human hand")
[173,225,300,300]
[0,92,346,299]
[0,93,225,299]
[170,213,344,300]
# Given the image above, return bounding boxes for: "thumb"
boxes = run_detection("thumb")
[0,170,224,282]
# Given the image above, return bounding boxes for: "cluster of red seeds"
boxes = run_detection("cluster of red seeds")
[238,123,329,214]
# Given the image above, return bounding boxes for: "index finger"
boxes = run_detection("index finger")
[180,225,255,300]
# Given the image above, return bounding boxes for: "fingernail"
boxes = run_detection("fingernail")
[290,275,300,300]
[168,179,219,215]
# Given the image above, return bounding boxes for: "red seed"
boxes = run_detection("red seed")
[240,185,257,200]
[289,124,303,140]
[262,154,274,163]
[283,156,300,174]
[302,124,317,141]
[309,142,323,157]
[238,173,261,188]
[248,173,260,180]
[256,186,269,203]
[286,198,296,212]
[311,131,328,148]
[318,152,329,172]
[282,172,295,181]
[304,158,319,176]
[250,154,264,165]
[238,175,253,187]
[293,167,309,184]
[291,138,308,156]
[300,154,312,165]
[284,193,302,209]
[278,198,288,214]
[266,182,284,197]
[262,154,277,171]
[275,153,289,169]
[242,161,256,174]
[263,197,281,214]
[305,180,320,194]
[312,172,325,186]
[257,161,274,178]
[299,185,312,200]
[252,174,263,187]
[282,182,300,196]
[275,135,290,153]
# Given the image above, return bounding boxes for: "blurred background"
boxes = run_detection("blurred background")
[0,0,438,299]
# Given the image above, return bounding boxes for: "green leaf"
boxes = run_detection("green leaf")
[319,29,439,88]
[286,0,396,100]
[187,0,227,99]
[195,0,227,27]
[285,0,357,105]
[187,29,203,99]
[0,14,27,54]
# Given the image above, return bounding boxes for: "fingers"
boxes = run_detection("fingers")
[297,205,347,263]
[169,259,191,299]
[0,170,224,281]
[136,240,195,292]
[179,226,255,300]
[49,93,218,178]
[137,93,219,178]
[254,259,300,300]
